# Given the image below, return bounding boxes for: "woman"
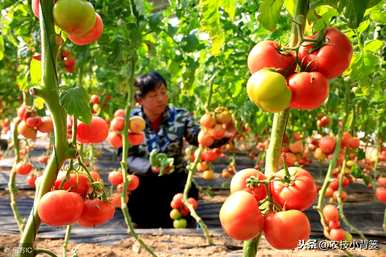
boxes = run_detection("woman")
[124,71,231,228]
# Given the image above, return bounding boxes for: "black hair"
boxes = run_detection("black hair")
[134,71,167,98]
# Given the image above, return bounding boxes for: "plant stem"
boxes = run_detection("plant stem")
[63,225,72,257]
[243,1,309,256]
[316,79,350,238]
[337,158,366,240]
[8,119,24,233]
[34,248,58,257]
[182,147,213,245]
[18,1,70,256]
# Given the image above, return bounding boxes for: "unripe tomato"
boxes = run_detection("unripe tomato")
[264,210,310,249]
[287,72,329,110]
[219,191,264,241]
[170,209,182,220]
[173,218,187,229]
[248,40,296,76]
[247,69,291,113]
[53,0,96,36]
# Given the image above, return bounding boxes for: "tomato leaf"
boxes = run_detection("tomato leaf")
[30,58,42,85]
[364,39,384,53]
[0,36,4,61]
[60,86,92,124]
[258,0,284,31]
[337,0,369,29]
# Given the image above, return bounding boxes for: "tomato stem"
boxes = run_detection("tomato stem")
[8,118,25,233]
[63,225,72,257]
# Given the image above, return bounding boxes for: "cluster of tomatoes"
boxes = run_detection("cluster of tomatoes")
[282,133,311,167]
[16,104,53,141]
[89,94,112,115]
[220,167,317,249]
[108,170,140,208]
[322,204,351,241]
[246,27,352,112]
[32,0,103,46]
[107,109,146,149]
[169,193,198,229]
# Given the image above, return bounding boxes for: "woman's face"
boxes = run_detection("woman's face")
[138,84,169,117]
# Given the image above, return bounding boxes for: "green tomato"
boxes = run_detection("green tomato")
[246,69,291,112]
[344,231,353,242]
[170,208,182,220]
[53,0,96,36]
[173,218,187,229]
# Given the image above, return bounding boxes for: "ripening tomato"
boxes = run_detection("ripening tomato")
[107,132,123,148]
[127,132,145,145]
[18,121,37,140]
[68,13,103,45]
[38,190,84,226]
[37,117,53,133]
[289,140,304,154]
[54,172,90,197]
[322,204,339,222]
[298,27,353,79]
[53,0,96,36]
[170,209,182,220]
[200,113,216,129]
[201,149,220,162]
[247,69,291,113]
[264,210,310,249]
[329,228,346,241]
[317,115,330,127]
[319,136,336,155]
[230,168,267,201]
[198,130,214,147]
[170,193,184,209]
[26,174,37,188]
[77,116,109,144]
[270,167,317,211]
[90,94,100,105]
[287,72,329,110]
[78,199,115,227]
[219,191,264,241]
[127,174,140,191]
[110,117,125,131]
[248,40,296,76]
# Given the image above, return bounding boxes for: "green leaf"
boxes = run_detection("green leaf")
[60,87,92,124]
[356,19,370,34]
[0,36,4,61]
[198,1,225,56]
[364,39,384,53]
[222,0,238,20]
[30,58,42,85]
[258,0,284,31]
[337,0,369,29]
[284,0,295,17]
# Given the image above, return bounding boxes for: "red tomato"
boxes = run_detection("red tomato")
[341,132,352,148]
[17,121,37,140]
[26,116,43,129]
[349,137,360,149]
[328,220,341,229]
[264,210,310,249]
[375,187,386,204]
[78,199,115,227]
[201,149,220,162]
[329,228,346,241]
[322,204,339,222]
[68,13,103,45]
[319,136,336,155]
[377,177,386,187]
[317,116,330,128]
[108,170,123,186]
[77,116,109,144]
[298,27,353,79]
[90,94,100,105]
[26,174,37,188]
[219,191,264,241]
[15,162,33,175]
[230,168,267,201]
[283,152,297,166]
[248,40,296,76]
[287,72,329,110]
[187,197,199,210]
[333,190,347,202]
[270,167,317,211]
[109,192,128,208]
[170,193,183,209]
[289,140,304,154]
[38,190,84,226]
[54,172,90,197]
